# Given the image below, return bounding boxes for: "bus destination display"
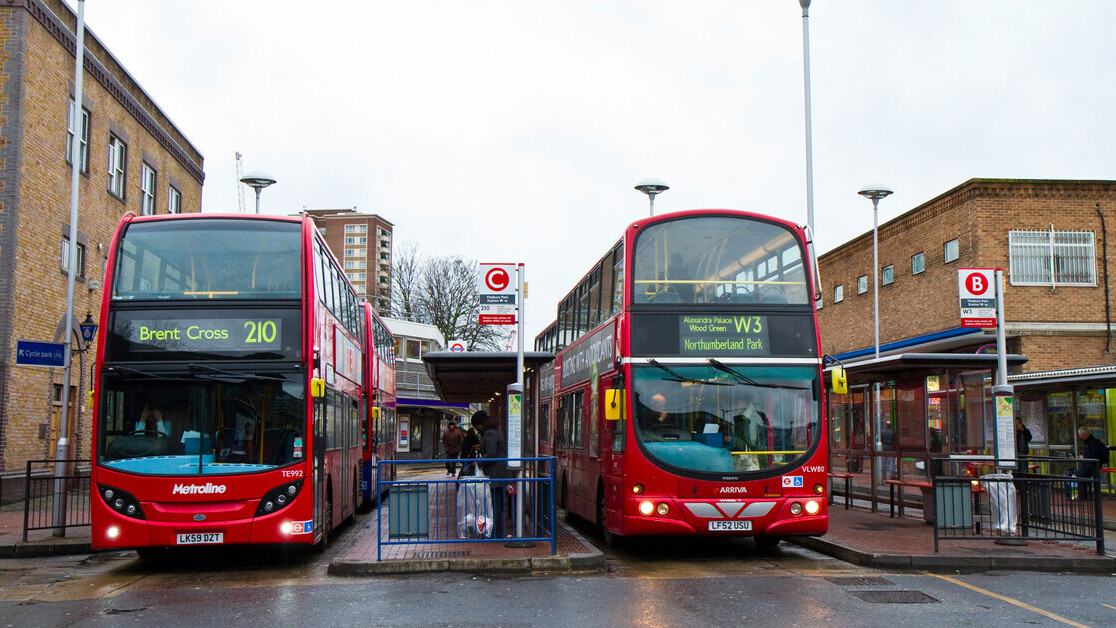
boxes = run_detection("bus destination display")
[122,318,283,352]
[679,314,769,356]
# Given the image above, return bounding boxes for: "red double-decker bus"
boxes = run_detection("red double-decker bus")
[90,213,363,554]
[360,301,396,507]
[534,209,831,545]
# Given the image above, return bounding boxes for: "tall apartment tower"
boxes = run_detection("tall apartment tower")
[304,209,393,315]
[0,0,204,480]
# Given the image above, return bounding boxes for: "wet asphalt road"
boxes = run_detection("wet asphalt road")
[1,511,1113,627]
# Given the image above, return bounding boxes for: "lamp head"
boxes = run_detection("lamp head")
[240,171,277,191]
[858,186,893,202]
[635,178,669,197]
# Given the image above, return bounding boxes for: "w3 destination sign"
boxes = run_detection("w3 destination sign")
[679,314,769,356]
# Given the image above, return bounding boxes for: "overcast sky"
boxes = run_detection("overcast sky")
[69,1,1116,342]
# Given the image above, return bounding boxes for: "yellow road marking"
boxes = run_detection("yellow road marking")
[926,572,1091,628]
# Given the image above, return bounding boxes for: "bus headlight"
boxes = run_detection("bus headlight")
[106,526,120,539]
[804,500,821,515]
[814,483,825,495]
[789,502,804,516]
[280,521,293,534]
[98,485,145,520]
[255,479,304,517]
[632,484,644,495]
[638,500,655,516]
[655,502,670,516]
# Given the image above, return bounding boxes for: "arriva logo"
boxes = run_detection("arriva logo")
[172,483,227,495]
[718,487,748,494]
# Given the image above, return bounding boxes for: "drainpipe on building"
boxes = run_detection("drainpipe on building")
[1095,203,1111,353]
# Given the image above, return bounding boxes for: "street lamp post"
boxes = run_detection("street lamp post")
[798,0,815,237]
[240,171,277,214]
[859,186,892,497]
[635,179,669,216]
[858,187,892,360]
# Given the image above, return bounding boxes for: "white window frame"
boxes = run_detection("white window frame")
[882,265,894,286]
[911,252,925,275]
[108,135,127,198]
[61,237,85,279]
[834,284,844,303]
[140,163,156,215]
[168,186,181,214]
[944,238,959,263]
[66,100,89,173]
[857,275,868,295]
[1009,228,1097,287]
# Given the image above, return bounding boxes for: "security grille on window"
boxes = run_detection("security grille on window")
[1009,228,1097,286]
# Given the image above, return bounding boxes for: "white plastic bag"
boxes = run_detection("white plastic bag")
[456,465,494,539]
[981,473,1018,535]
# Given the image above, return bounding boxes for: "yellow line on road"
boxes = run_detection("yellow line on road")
[926,573,1091,628]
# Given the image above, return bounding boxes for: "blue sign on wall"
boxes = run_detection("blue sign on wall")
[16,341,67,367]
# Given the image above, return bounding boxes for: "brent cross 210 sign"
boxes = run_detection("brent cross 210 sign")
[478,263,518,325]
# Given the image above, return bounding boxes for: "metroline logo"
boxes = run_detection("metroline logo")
[172,483,227,495]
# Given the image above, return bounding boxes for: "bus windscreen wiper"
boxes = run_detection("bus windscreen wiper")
[707,358,808,390]
[647,359,729,386]
[105,365,173,380]
[188,363,285,382]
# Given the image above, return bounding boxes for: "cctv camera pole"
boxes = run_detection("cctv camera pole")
[54,0,87,537]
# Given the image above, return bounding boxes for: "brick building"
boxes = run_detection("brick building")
[304,209,393,316]
[818,179,1116,495]
[0,0,203,482]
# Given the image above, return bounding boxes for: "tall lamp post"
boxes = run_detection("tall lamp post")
[859,186,892,495]
[798,0,815,238]
[635,179,669,216]
[240,171,277,214]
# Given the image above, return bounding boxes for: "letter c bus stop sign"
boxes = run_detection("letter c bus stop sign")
[958,268,996,328]
[16,340,67,367]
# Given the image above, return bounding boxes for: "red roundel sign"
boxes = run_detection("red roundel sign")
[485,267,510,292]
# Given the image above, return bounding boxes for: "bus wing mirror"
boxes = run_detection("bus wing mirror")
[370,407,381,419]
[831,368,847,395]
[604,389,623,421]
[88,389,94,407]
[311,378,326,398]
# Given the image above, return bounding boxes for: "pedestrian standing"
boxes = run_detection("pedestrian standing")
[474,410,509,537]
[441,422,464,475]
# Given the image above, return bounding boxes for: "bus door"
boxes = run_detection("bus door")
[313,392,327,540]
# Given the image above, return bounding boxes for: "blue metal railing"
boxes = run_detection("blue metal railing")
[376,457,556,561]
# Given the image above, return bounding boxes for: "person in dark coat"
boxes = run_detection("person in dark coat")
[474,410,509,537]
[1015,418,1033,459]
[1072,427,1112,500]
[458,423,480,479]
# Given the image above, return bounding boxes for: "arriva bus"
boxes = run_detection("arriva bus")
[90,213,364,554]
[360,300,396,507]
[534,209,838,546]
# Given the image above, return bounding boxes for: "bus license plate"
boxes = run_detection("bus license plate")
[175,532,223,545]
[709,520,751,532]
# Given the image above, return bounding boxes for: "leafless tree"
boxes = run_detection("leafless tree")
[391,244,510,350]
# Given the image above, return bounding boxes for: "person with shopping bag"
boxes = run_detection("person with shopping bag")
[473,410,510,538]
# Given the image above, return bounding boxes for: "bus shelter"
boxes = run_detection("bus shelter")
[826,352,1027,512]
[422,351,555,456]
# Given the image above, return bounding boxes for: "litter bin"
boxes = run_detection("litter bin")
[934,482,972,529]
[388,484,428,539]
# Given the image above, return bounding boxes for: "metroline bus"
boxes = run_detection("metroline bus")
[360,300,397,507]
[90,213,363,553]
[534,209,833,545]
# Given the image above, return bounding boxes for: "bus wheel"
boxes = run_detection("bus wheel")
[754,535,780,550]
[315,494,332,553]
[596,487,622,549]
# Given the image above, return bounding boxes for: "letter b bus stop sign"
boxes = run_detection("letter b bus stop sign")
[958,268,996,328]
